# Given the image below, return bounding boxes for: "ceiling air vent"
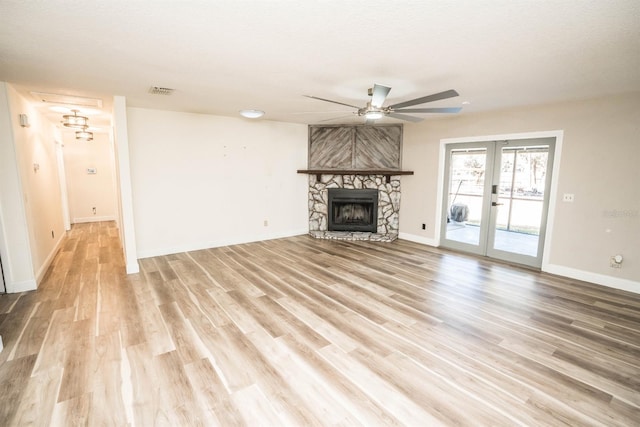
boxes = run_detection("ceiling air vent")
[148,86,175,95]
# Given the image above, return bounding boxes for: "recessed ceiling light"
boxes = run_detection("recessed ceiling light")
[239,109,265,119]
[462,101,471,105]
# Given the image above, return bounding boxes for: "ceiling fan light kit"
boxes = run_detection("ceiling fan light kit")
[364,110,384,120]
[305,84,462,123]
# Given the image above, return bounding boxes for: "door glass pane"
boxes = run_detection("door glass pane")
[445,149,487,246]
[492,146,548,256]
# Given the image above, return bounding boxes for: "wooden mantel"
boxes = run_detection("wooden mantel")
[297,169,414,183]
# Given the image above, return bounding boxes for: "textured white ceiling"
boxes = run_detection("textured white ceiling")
[1,0,639,127]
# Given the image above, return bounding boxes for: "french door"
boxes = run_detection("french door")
[440,138,555,268]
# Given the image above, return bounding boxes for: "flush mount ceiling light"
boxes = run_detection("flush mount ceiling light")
[75,127,94,141]
[239,109,265,119]
[62,110,88,128]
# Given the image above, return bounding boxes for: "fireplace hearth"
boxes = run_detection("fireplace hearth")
[328,188,378,232]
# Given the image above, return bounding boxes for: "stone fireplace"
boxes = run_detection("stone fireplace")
[307,174,401,242]
[298,124,411,242]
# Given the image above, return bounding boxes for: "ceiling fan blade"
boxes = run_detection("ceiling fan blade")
[371,84,391,108]
[386,112,424,123]
[394,107,462,114]
[290,110,354,115]
[388,89,459,109]
[304,95,360,109]
[317,114,357,123]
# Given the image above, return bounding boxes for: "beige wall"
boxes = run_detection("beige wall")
[4,83,66,286]
[63,131,118,223]
[127,108,309,258]
[401,92,640,290]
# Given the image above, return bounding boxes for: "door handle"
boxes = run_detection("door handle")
[492,202,504,206]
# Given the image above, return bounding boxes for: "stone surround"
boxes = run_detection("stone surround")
[308,174,401,242]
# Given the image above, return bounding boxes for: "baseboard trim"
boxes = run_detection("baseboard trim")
[400,233,639,295]
[398,232,438,247]
[137,229,309,259]
[126,261,140,275]
[35,233,66,284]
[72,215,117,224]
[7,278,37,293]
[543,263,640,294]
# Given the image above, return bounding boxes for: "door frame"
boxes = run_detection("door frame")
[435,130,564,270]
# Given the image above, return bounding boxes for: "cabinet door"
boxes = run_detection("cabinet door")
[309,126,354,169]
[354,125,402,169]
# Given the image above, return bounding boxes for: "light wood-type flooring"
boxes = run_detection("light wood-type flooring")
[1,221,639,426]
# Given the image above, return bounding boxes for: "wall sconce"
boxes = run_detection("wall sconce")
[19,114,30,127]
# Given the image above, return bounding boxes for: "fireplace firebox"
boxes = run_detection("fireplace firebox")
[328,188,378,232]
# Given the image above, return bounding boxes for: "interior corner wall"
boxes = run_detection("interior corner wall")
[400,92,640,292]
[0,82,36,292]
[62,131,117,224]
[126,108,309,258]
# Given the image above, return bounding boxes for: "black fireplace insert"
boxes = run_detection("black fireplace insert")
[328,188,378,232]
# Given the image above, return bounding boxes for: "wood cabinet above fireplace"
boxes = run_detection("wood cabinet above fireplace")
[308,124,403,170]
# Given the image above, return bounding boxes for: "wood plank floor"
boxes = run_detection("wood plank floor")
[1,221,639,426]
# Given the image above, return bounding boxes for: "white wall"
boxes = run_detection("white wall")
[63,131,117,223]
[113,96,139,274]
[0,83,36,292]
[1,83,66,289]
[400,92,640,292]
[127,108,308,258]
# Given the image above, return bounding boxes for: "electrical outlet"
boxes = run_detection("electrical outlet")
[562,193,575,202]
[51,230,54,238]
[610,254,623,268]
[263,220,268,227]
[92,207,96,215]
[421,223,426,230]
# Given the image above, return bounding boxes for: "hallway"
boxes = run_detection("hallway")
[0,222,127,424]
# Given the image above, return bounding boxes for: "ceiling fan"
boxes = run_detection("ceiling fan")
[304,84,462,123]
